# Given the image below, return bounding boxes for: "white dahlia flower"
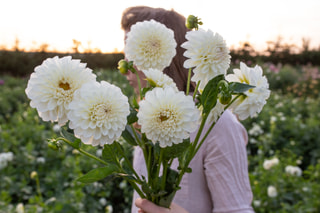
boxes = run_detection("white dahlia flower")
[124,19,177,71]
[142,68,178,92]
[181,29,231,90]
[226,62,270,120]
[285,165,302,176]
[263,157,279,170]
[267,185,278,198]
[67,81,130,146]
[25,56,96,125]
[137,87,200,147]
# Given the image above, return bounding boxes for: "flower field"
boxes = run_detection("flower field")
[1,62,320,212]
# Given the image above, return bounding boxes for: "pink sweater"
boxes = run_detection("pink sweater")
[131,110,254,213]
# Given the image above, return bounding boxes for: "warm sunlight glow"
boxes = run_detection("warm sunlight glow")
[1,0,319,53]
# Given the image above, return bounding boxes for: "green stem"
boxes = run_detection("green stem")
[193,81,200,100]
[194,120,216,155]
[58,137,109,166]
[224,93,242,110]
[175,113,209,187]
[35,176,43,202]
[60,137,147,199]
[115,142,142,183]
[147,145,152,186]
[156,149,164,179]
[128,179,146,199]
[186,68,192,95]
[161,160,168,191]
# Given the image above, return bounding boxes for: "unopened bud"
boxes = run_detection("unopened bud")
[186,15,203,30]
[118,59,129,74]
[218,92,232,105]
[30,171,38,179]
[47,139,61,151]
[118,60,134,74]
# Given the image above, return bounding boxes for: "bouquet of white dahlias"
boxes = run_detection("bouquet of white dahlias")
[25,15,270,208]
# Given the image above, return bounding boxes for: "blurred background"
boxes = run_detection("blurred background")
[1,0,320,213]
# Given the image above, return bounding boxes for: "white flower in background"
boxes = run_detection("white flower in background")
[44,197,56,205]
[25,56,96,125]
[253,200,261,207]
[263,157,279,170]
[99,198,107,206]
[16,203,24,213]
[248,123,264,136]
[285,165,302,176]
[267,185,278,197]
[36,157,46,164]
[124,19,177,71]
[226,62,270,120]
[53,124,61,133]
[182,29,231,90]
[142,68,178,91]
[138,87,200,148]
[0,152,14,170]
[119,180,127,189]
[106,205,113,213]
[96,149,103,157]
[68,81,130,146]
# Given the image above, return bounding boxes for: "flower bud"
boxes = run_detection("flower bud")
[186,15,203,30]
[47,139,61,151]
[30,171,38,179]
[218,92,232,105]
[117,59,129,74]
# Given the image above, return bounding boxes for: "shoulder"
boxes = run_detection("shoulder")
[201,110,248,158]
[212,109,248,145]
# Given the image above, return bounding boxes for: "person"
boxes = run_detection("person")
[121,6,255,213]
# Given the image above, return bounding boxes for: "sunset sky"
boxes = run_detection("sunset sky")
[1,0,320,53]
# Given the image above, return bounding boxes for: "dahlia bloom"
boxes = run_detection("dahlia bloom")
[25,56,96,125]
[285,165,302,176]
[267,186,278,198]
[124,19,177,71]
[263,157,279,170]
[181,29,231,90]
[137,87,200,147]
[67,81,130,146]
[226,62,270,120]
[142,68,178,92]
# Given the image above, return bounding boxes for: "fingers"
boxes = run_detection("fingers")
[135,198,170,213]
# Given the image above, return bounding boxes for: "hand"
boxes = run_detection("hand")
[135,198,188,213]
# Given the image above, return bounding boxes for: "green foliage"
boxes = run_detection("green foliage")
[1,63,320,212]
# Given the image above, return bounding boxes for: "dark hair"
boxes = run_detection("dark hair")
[121,6,195,92]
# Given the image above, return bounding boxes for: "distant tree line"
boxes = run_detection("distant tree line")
[0,51,124,77]
[0,37,319,77]
[230,37,320,65]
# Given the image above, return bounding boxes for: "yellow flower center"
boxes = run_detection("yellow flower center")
[59,82,71,90]
[158,109,177,127]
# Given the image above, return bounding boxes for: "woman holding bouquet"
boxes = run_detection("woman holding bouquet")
[121,6,255,213]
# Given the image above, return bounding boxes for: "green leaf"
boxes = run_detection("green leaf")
[121,125,138,146]
[163,139,191,161]
[200,75,225,114]
[127,107,138,125]
[229,82,255,94]
[102,142,122,165]
[76,166,118,183]
[60,126,81,149]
